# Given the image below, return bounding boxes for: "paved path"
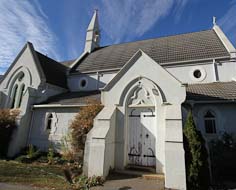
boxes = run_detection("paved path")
[91,173,164,190]
[0,174,164,190]
[0,183,49,190]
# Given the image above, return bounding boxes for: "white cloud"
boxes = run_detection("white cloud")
[99,0,189,43]
[219,0,236,45]
[0,0,60,75]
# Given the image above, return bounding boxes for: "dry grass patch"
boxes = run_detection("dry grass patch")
[0,160,70,190]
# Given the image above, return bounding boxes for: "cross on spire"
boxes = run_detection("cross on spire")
[213,16,217,26]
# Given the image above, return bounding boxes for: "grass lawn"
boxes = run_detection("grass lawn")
[0,160,71,190]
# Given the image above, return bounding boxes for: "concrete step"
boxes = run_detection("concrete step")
[142,173,165,180]
[126,165,156,173]
[114,169,164,180]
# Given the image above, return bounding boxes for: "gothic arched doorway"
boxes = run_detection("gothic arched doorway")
[125,81,158,168]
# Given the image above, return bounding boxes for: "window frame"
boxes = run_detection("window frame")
[204,110,217,135]
[45,113,53,133]
[79,77,88,89]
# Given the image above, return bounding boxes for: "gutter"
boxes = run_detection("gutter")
[185,99,236,104]
[69,68,121,75]
[69,56,230,75]
[162,56,230,67]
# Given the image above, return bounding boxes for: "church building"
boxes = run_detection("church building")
[0,11,236,190]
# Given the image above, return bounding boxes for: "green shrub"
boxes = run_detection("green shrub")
[27,144,37,158]
[71,175,104,189]
[15,145,41,163]
[184,111,210,190]
[0,109,19,157]
[47,145,55,164]
[61,132,77,162]
[15,155,31,163]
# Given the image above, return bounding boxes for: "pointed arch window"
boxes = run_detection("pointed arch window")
[46,113,53,132]
[11,85,18,108]
[204,111,216,134]
[9,71,26,109]
[17,84,25,108]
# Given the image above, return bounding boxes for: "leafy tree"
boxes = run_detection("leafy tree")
[183,111,210,190]
[70,99,103,153]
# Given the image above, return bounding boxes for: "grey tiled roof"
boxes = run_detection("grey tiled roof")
[41,90,101,105]
[73,29,229,73]
[39,81,236,105]
[36,51,68,88]
[186,82,236,101]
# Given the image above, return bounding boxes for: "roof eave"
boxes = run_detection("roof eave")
[32,104,87,109]
[185,99,236,104]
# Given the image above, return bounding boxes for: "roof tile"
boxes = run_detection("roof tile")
[186,82,236,101]
[73,30,229,73]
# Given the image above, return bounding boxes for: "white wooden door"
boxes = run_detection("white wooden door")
[128,108,156,167]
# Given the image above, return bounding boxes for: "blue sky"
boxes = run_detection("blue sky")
[0,0,236,74]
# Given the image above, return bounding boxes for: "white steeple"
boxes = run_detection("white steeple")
[84,10,100,53]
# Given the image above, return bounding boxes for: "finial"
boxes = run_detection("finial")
[94,8,98,14]
[213,16,216,26]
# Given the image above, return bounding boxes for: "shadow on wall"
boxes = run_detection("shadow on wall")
[76,73,107,90]
[0,92,8,108]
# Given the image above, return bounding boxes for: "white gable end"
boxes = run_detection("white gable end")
[102,50,186,106]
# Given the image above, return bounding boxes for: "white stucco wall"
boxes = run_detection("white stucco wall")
[67,60,236,94]
[28,107,80,152]
[68,72,116,92]
[216,61,236,82]
[166,63,215,84]
[191,103,236,139]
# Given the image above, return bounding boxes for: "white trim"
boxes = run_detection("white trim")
[70,68,120,75]
[32,104,87,108]
[69,51,89,69]
[161,56,230,67]
[213,25,236,58]
[203,110,217,135]
[128,104,155,108]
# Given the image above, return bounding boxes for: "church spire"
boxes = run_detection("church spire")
[84,10,100,53]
